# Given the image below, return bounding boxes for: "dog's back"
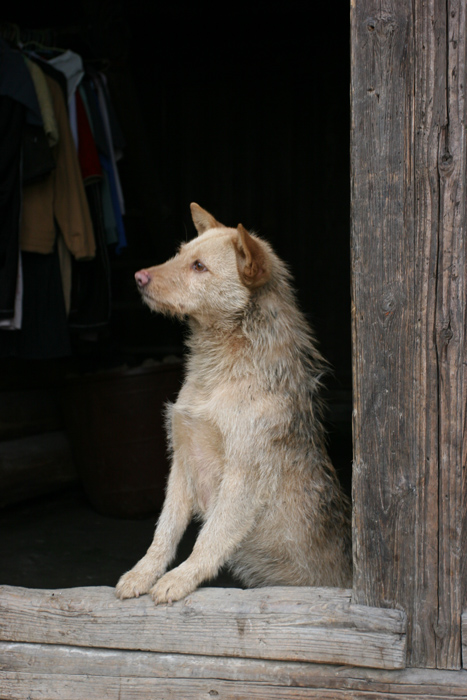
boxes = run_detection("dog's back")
[116,205,351,605]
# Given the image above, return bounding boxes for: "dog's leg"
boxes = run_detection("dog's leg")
[149,470,258,604]
[115,459,192,599]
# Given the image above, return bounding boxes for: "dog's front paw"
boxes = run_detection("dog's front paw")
[115,566,159,600]
[149,565,197,605]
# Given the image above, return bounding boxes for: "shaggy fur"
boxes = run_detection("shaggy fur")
[115,204,352,605]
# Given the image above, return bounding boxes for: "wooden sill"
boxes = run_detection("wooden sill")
[0,585,406,670]
[2,645,467,700]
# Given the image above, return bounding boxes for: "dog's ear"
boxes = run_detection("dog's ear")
[235,224,271,289]
[190,203,223,235]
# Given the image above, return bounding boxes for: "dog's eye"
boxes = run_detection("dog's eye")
[192,260,208,272]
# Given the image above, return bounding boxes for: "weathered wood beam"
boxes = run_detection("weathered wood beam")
[462,610,467,668]
[1,642,467,700]
[0,585,406,670]
[351,0,466,669]
[435,0,467,669]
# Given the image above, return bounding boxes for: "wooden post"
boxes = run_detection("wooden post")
[351,0,466,669]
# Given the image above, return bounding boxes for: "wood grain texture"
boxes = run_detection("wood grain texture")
[1,673,465,700]
[435,0,467,668]
[1,642,467,700]
[351,0,466,669]
[462,611,467,668]
[0,585,406,670]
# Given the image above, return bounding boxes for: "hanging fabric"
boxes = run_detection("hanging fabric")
[0,29,128,357]
[20,73,96,259]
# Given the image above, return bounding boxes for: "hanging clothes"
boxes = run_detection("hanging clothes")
[19,245,71,358]
[79,78,118,246]
[89,72,127,252]
[0,38,42,126]
[22,58,58,184]
[0,32,128,357]
[0,38,44,322]
[24,57,59,147]
[20,73,96,260]
[49,50,84,101]
[49,49,84,149]
[69,183,111,329]
[94,72,125,213]
[75,88,102,184]
[0,244,72,359]
[0,96,24,321]
[0,253,23,330]
[69,88,111,330]
[29,55,68,106]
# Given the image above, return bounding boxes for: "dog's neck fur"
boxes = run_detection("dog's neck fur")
[184,268,327,403]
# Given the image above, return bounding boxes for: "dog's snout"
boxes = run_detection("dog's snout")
[135,269,151,288]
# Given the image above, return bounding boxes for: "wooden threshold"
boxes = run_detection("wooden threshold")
[0,585,406,670]
[1,642,467,699]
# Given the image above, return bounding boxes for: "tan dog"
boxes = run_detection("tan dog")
[116,204,352,605]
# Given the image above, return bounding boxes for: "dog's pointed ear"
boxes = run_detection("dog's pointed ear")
[235,224,271,289]
[190,203,223,235]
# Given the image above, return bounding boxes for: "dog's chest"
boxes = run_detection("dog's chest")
[170,398,224,515]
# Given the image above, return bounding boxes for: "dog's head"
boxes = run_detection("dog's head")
[134,204,272,323]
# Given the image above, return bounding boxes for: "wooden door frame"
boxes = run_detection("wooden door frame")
[350,0,467,669]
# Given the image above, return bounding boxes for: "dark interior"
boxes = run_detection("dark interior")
[0,5,351,589]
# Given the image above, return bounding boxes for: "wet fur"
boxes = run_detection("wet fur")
[116,204,352,604]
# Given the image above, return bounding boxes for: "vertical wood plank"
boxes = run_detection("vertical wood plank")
[350,0,466,669]
[435,0,467,668]
[351,0,420,662]
[411,0,444,668]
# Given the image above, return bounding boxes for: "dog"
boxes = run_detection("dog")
[116,203,352,605]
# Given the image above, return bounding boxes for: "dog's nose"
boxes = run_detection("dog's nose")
[135,269,151,288]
